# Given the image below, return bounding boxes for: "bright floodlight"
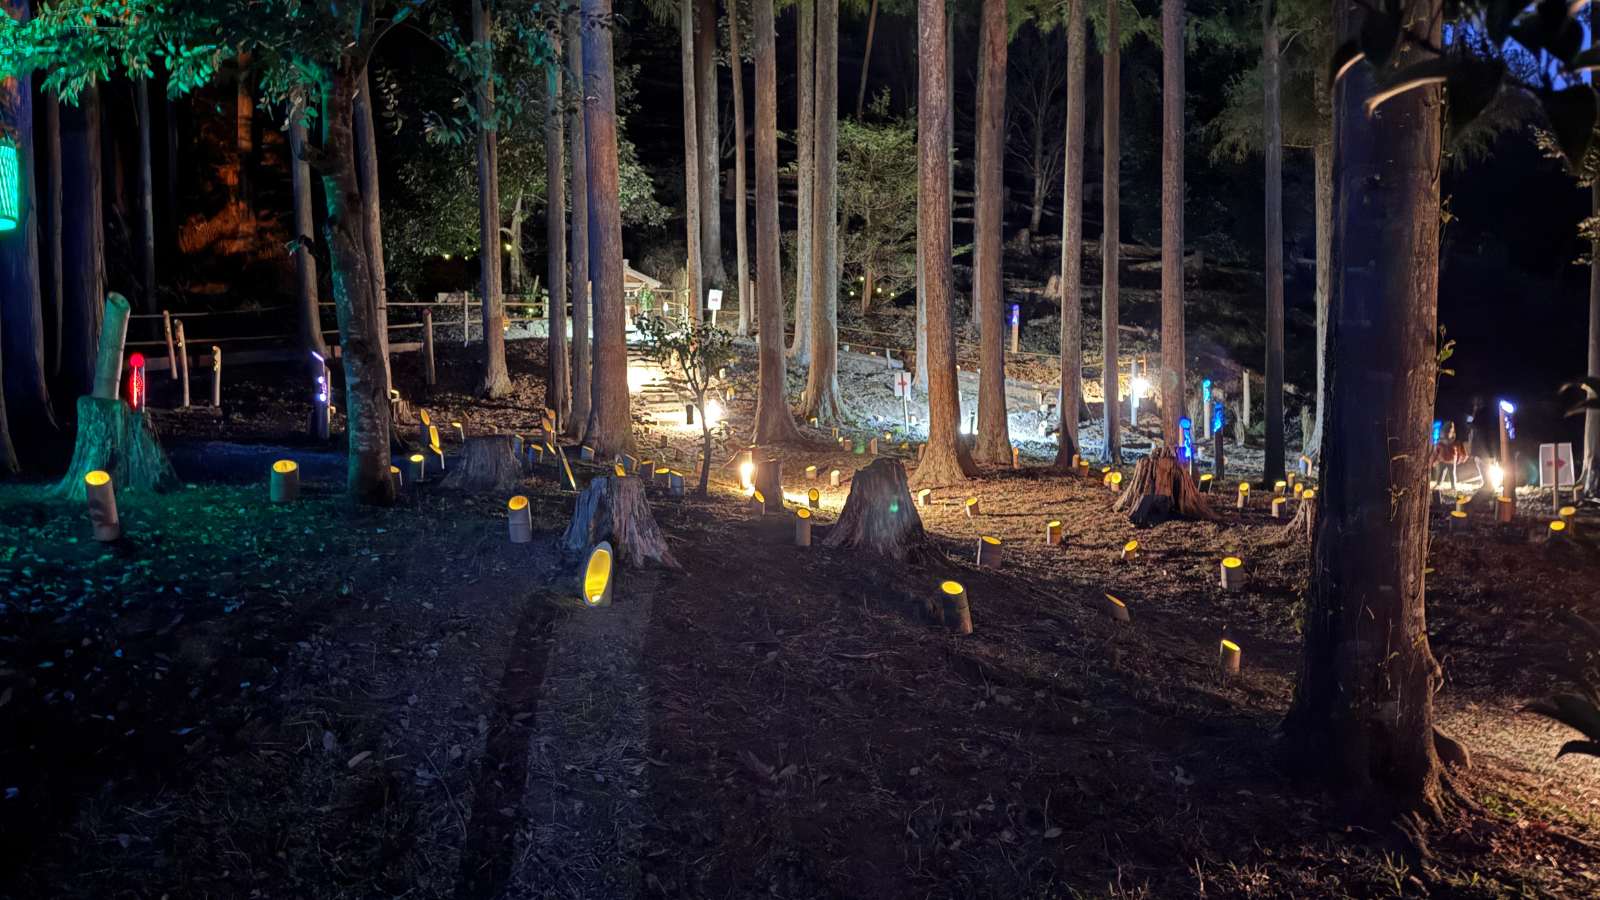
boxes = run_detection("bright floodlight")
[1499,400,1515,414]
[1130,376,1150,398]
[704,398,722,427]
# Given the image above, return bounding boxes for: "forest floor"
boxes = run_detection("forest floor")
[2,336,1598,900]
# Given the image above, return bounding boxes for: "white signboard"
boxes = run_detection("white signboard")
[892,372,912,398]
[706,289,723,311]
[1540,442,1575,488]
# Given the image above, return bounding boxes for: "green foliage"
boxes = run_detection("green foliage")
[837,93,917,298]
[632,313,734,407]
[1525,610,1600,759]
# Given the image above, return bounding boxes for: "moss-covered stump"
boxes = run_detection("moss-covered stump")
[50,397,178,501]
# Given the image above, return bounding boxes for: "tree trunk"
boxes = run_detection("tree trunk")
[855,0,879,118]
[474,0,511,399]
[441,434,524,493]
[974,0,1009,464]
[1306,137,1333,460]
[236,58,255,241]
[583,0,634,458]
[791,0,815,359]
[546,55,571,431]
[914,245,928,388]
[803,0,847,426]
[353,69,390,390]
[562,474,680,569]
[135,76,157,316]
[823,458,938,561]
[696,0,722,292]
[42,88,62,381]
[730,6,751,337]
[751,0,805,445]
[288,91,328,364]
[1281,0,1445,822]
[910,0,977,489]
[1159,0,1185,450]
[322,62,396,506]
[59,82,104,401]
[1262,5,1286,485]
[680,0,703,322]
[1051,0,1086,470]
[568,9,591,436]
[1100,0,1120,465]
[507,192,524,291]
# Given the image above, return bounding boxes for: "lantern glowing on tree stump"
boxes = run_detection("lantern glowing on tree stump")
[941,581,972,634]
[1219,639,1241,674]
[977,536,1002,568]
[1220,557,1245,591]
[1046,520,1063,545]
[84,470,120,542]
[508,495,533,543]
[581,542,614,607]
[795,508,812,546]
[270,460,300,503]
[1108,472,1123,493]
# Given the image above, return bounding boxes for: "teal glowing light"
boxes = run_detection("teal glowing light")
[0,140,17,232]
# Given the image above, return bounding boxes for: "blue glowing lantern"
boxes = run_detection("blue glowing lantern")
[1212,401,1225,435]
[1202,379,1212,405]
[1432,421,1442,444]
[0,138,18,232]
[1178,417,1193,462]
[1009,303,1019,326]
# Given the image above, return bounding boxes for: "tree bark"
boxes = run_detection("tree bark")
[791,0,815,359]
[1306,137,1332,460]
[474,0,511,399]
[59,82,105,401]
[1159,0,1185,449]
[441,434,524,493]
[696,0,722,292]
[974,0,1009,464]
[1051,0,1086,469]
[824,458,937,561]
[914,245,928,388]
[1262,3,1286,485]
[803,0,846,426]
[909,0,977,489]
[42,88,62,381]
[562,475,680,569]
[855,0,879,118]
[680,0,703,321]
[1281,0,1444,820]
[1100,0,1120,465]
[288,90,328,364]
[583,0,635,458]
[135,76,157,316]
[730,5,751,337]
[236,57,255,241]
[568,8,591,436]
[751,0,805,444]
[353,68,391,392]
[546,53,571,431]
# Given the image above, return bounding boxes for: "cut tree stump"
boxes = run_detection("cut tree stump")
[562,475,680,569]
[50,397,178,501]
[1112,449,1220,522]
[441,434,524,493]
[1288,493,1317,540]
[822,458,939,562]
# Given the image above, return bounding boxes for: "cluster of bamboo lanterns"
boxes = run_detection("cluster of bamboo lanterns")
[1045,520,1063,546]
[977,536,1002,568]
[1220,556,1245,591]
[796,508,812,546]
[85,470,120,542]
[508,495,533,543]
[270,460,301,503]
[941,581,973,634]
[581,541,614,608]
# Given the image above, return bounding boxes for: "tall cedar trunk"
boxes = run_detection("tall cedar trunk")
[59,83,104,401]
[855,0,879,118]
[583,0,634,457]
[973,0,1009,464]
[135,77,157,315]
[696,0,722,291]
[474,0,511,398]
[1029,143,1046,236]
[165,90,178,249]
[42,89,62,380]
[507,193,524,290]
[1051,0,1086,468]
[680,0,703,321]
[288,92,328,363]
[1158,0,1185,448]
[1587,1,1600,494]
[323,64,396,505]
[568,9,591,436]
[1307,138,1332,459]
[1281,0,1444,816]
[1100,0,1120,465]
[751,0,805,444]
[791,0,815,358]
[803,0,846,425]
[730,7,751,337]
[909,0,978,488]
[353,69,391,392]
[546,56,571,430]
[1,0,53,442]
[1262,5,1286,485]
[236,59,255,240]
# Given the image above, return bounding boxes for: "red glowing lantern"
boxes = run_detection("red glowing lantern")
[128,353,146,409]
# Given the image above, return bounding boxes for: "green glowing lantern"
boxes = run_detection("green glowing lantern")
[0,139,17,232]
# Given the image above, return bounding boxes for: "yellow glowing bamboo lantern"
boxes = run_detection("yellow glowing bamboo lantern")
[1199,473,1213,493]
[84,470,120,542]
[615,463,627,477]
[1303,488,1316,502]
[1293,482,1304,499]
[1549,520,1568,541]
[842,438,854,453]
[508,495,533,543]
[452,421,465,442]
[390,465,402,492]
[655,467,671,487]
[581,541,614,607]
[808,488,820,509]
[1045,520,1063,545]
[513,434,524,456]
[1219,639,1241,674]
[623,454,639,473]
[1121,540,1139,561]
[270,460,300,503]
[977,536,1002,568]
[966,496,980,517]
[1273,480,1286,497]
[1271,496,1287,518]
[1561,505,1577,530]
[1104,593,1130,622]
[1236,482,1250,509]
[1011,447,1021,469]
[917,488,931,507]
[408,453,426,482]
[1454,494,1468,514]
[1496,496,1515,524]
[830,469,842,487]
[941,581,973,634]
[796,508,813,546]
[1220,556,1245,591]
[806,465,818,480]
[832,426,840,440]
[1108,471,1123,493]
[750,489,765,517]
[580,445,595,460]
[1071,453,1081,469]
[669,471,685,495]
[1078,460,1091,478]
[1285,472,1296,493]
[1449,509,1468,532]
[740,460,755,489]
[428,425,446,471]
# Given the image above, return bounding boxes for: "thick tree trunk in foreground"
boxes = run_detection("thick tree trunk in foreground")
[1158,0,1185,449]
[823,458,936,561]
[696,0,722,292]
[973,0,1009,464]
[1099,0,1120,466]
[353,68,391,392]
[563,475,680,568]
[1262,4,1286,485]
[1306,137,1333,459]
[42,89,62,381]
[136,76,157,316]
[583,0,634,458]
[909,0,977,489]
[323,63,396,506]
[545,58,571,431]
[803,0,847,426]
[730,6,751,337]
[568,10,591,436]
[59,83,105,401]
[474,0,511,399]
[441,434,523,493]
[791,0,815,359]
[1051,0,1086,470]
[680,0,703,321]
[1282,0,1444,821]
[751,0,805,444]
[288,94,329,363]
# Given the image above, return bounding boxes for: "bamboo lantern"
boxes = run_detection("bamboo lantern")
[917,488,931,507]
[1496,496,1515,524]
[580,446,594,461]
[84,470,120,542]
[640,459,655,479]
[1299,456,1312,476]
[1285,472,1296,493]
[452,421,465,442]
[624,454,639,473]
[1220,557,1245,591]
[1120,540,1139,561]
[1549,520,1568,541]
[1071,453,1080,470]
[408,453,426,482]
[1273,480,1286,497]
[655,467,671,487]
[941,581,973,634]
[966,497,980,517]
[1449,509,1468,532]
[1108,472,1123,493]
[1561,505,1577,531]
[1045,520,1063,545]
[508,495,533,543]
[1236,482,1250,509]
[1293,483,1304,499]
[1199,473,1213,493]
[842,438,854,453]
[806,465,818,480]
[614,463,627,477]
[1011,447,1021,470]
[795,508,813,546]
[869,438,878,455]
[977,536,1002,568]
[1104,594,1130,622]
[670,471,685,495]
[808,488,820,509]
[1454,494,1469,514]
[1078,461,1090,478]
[830,469,842,487]
[270,460,300,503]
[657,433,668,448]
[390,465,402,492]
[1271,497,1287,518]
[832,426,840,440]
[1219,639,1241,674]
[740,460,755,489]
[750,490,765,517]
[581,541,614,607]
[513,434,524,456]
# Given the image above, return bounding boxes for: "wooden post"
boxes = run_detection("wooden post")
[462,291,471,346]
[1242,371,1252,432]
[163,309,177,381]
[173,319,190,408]
[423,308,437,385]
[1498,402,1514,501]
[754,457,783,513]
[210,346,222,407]
[92,292,132,400]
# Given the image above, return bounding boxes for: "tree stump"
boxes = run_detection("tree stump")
[1289,493,1317,540]
[753,457,783,513]
[823,458,939,562]
[441,434,525,493]
[1112,449,1220,521]
[562,475,680,569]
[50,397,178,501]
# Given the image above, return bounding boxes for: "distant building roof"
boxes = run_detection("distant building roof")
[622,259,662,291]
